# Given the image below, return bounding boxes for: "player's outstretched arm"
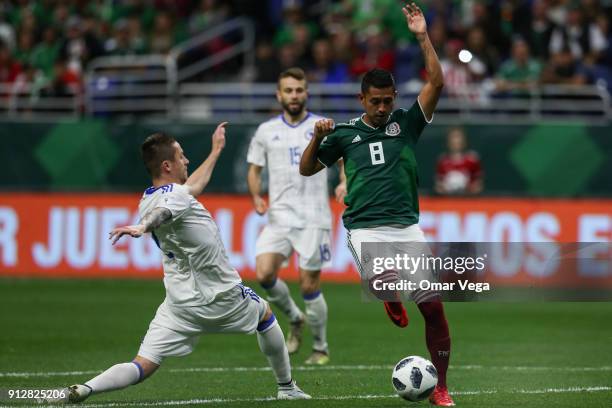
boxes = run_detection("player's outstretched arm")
[247,164,268,215]
[185,122,228,196]
[109,207,172,245]
[300,119,334,176]
[403,2,443,121]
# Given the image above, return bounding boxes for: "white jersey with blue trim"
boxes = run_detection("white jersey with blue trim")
[139,183,241,306]
[247,112,332,229]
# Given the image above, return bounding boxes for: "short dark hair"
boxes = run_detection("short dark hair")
[278,67,307,87]
[361,68,395,94]
[141,132,177,178]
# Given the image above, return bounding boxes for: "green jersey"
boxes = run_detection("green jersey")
[317,101,429,229]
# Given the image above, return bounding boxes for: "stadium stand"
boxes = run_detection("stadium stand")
[0,0,610,121]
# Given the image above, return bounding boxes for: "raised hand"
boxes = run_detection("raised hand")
[212,122,228,153]
[402,2,427,35]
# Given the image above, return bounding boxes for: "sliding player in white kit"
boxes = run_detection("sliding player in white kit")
[45,123,310,403]
[247,68,345,365]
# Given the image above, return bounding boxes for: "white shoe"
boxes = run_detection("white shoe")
[277,381,311,400]
[286,315,305,354]
[66,384,92,403]
[40,384,92,404]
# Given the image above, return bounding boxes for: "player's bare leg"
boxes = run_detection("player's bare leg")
[299,267,330,365]
[417,299,454,406]
[43,356,158,403]
[257,305,311,400]
[256,253,305,353]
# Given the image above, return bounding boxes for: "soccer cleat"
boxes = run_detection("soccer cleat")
[37,384,92,404]
[429,385,455,406]
[277,381,312,400]
[285,316,305,354]
[384,301,409,328]
[304,350,330,365]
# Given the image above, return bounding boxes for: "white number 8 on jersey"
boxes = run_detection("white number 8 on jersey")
[369,142,385,165]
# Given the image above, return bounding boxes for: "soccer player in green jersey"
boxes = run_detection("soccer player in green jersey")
[300,3,454,406]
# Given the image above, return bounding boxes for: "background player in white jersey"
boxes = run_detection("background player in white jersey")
[247,68,345,365]
[45,123,310,403]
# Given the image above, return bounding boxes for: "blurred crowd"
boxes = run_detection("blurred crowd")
[0,0,611,99]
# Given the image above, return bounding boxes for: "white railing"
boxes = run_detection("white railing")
[1,80,610,124]
[0,82,81,119]
[175,81,612,124]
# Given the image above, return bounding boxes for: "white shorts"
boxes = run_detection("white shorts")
[138,284,269,365]
[256,225,332,271]
[347,224,439,304]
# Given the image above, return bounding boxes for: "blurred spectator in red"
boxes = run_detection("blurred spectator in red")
[44,58,81,97]
[549,4,607,66]
[435,127,483,195]
[306,38,350,83]
[349,25,395,77]
[495,38,542,94]
[0,42,21,83]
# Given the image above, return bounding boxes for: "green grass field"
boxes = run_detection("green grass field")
[1,278,611,407]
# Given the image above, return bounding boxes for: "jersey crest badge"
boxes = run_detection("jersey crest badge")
[385,122,401,136]
[304,130,314,140]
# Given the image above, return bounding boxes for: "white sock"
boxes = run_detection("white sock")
[263,279,303,322]
[304,291,328,353]
[85,362,142,394]
[257,317,292,385]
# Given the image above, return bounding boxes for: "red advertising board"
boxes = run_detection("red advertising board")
[0,194,610,286]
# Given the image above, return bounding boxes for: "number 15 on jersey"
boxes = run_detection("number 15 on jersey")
[289,146,301,166]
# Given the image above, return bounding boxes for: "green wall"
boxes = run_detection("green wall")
[2,119,610,196]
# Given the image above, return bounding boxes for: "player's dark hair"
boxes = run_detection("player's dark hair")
[361,68,396,94]
[278,67,307,88]
[141,132,177,178]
